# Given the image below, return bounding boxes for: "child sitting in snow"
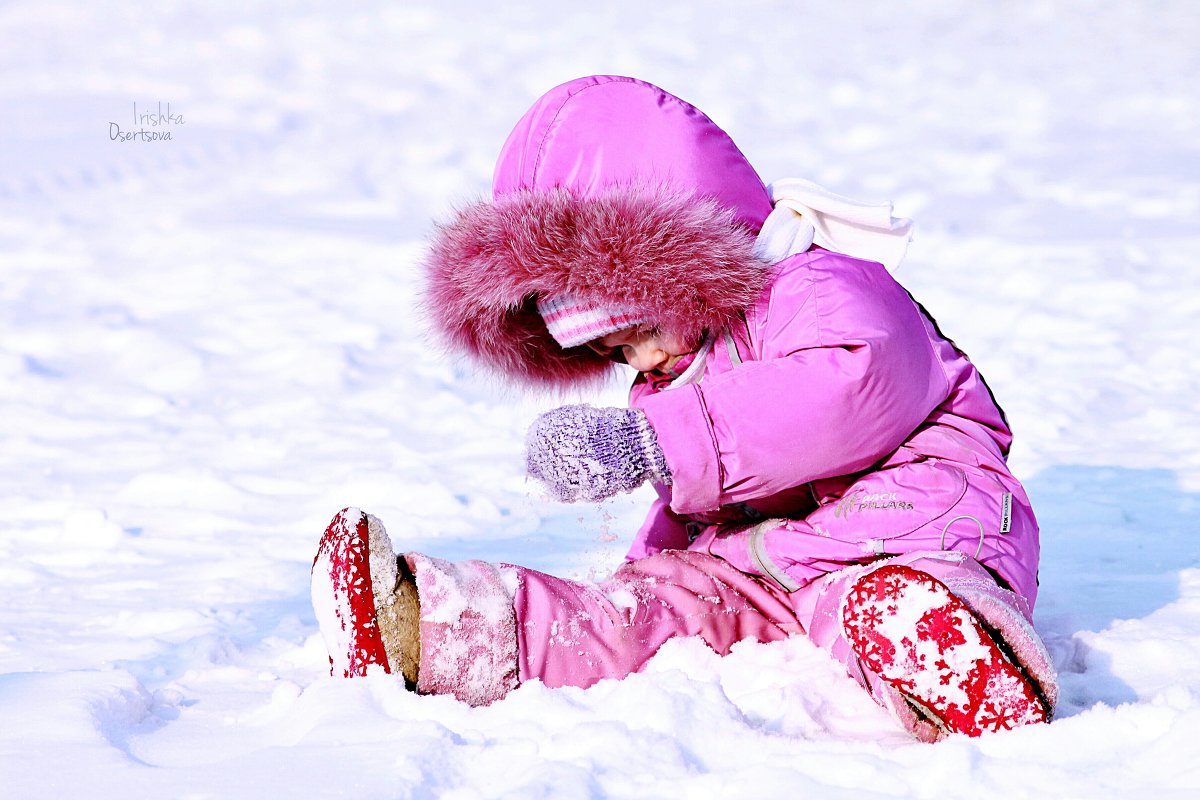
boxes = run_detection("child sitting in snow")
[310,75,1057,741]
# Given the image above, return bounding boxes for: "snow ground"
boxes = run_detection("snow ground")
[1,1,1199,797]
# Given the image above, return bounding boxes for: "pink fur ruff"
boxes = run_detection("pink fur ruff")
[421,184,770,388]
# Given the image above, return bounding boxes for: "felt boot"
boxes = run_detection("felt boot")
[311,507,421,686]
[841,564,1050,737]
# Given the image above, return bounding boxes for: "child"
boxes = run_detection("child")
[311,75,1057,741]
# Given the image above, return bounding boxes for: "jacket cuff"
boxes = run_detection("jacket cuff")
[637,385,723,514]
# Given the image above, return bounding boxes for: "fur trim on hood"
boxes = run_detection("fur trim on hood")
[422,183,770,388]
[421,75,774,389]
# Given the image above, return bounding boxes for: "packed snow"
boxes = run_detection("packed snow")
[2,1,1199,797]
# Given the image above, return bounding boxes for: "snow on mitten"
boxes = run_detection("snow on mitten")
[525,404,671,503]
[841,564,1050,738]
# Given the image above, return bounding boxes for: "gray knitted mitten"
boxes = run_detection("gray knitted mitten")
[525,404,672,503]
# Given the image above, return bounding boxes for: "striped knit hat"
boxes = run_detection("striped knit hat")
[536,295,647,349]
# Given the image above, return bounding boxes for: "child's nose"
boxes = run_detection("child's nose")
[627,343,668,373]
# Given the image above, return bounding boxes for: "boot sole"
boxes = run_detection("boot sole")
[311,507,392,677]
[841,564,1049,737]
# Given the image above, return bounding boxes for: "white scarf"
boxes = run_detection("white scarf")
[752,178,914,272]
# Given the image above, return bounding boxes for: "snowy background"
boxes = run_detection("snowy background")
[2,0,1199,797]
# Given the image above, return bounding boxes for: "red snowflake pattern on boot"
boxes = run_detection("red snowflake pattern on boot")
[916,604,968,650]
[841,564,1049,738]
[311,507,391,678]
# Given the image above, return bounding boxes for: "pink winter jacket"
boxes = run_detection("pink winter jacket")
[629,249,1040,604]
[422,74,1041,606]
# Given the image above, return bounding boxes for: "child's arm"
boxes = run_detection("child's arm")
[637,252,952,516]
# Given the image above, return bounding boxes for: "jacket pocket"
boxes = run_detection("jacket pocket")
[805,459,969,554]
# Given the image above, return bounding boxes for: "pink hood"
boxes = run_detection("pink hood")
[423,76,775,388]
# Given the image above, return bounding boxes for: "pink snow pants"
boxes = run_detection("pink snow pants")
[406,548,1056,738]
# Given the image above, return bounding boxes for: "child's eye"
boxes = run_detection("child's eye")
[605,346,627,365]
[585,342,626,364]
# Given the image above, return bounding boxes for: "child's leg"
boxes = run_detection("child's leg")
[410,548,802,703]
[511,549,801,692]
[314,508,803,706]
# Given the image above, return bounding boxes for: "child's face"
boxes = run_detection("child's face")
[586,326,694,374]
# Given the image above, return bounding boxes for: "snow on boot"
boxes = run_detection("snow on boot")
[841,564,1049,738]
[311,507,421,684]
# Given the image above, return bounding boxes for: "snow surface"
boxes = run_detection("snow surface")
[2,0,1199,797]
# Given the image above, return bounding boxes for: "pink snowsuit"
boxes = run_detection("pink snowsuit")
[416,75,1056,736]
